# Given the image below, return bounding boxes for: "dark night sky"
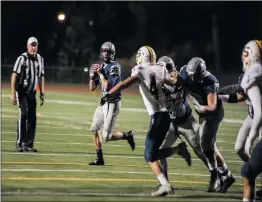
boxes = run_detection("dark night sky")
[1,1,262,72]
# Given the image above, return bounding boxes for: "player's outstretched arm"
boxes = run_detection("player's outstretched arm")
[100,75,139,106]
[219,93,246,103]
[108,75,139,95]
[218,84,243,95]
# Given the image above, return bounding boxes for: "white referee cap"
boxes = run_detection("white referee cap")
[27,37,38,45]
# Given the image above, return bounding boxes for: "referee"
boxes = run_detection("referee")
[11,37,45,152]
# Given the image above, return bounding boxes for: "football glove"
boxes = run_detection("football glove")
[100,94,109,106]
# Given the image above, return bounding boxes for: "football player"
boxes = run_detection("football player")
[179,57,235,193]
[100,46,192,196]
[240,40,262,202]
[88,41,135,166]
[240,40,262,157]
[218,72,259,162]
[156,56,209,186]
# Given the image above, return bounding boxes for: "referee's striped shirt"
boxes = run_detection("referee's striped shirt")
[13,52,44,93]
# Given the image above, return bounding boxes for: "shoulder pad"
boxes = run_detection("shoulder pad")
[202,70,211,77]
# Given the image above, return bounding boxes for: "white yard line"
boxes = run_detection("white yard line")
[1,140,238,152]
[1,131,146,140]
[1,191,241,201]
[1,140,145,148]
[0,168,242,179]
[1,191,185,198]
[1,132,236,143]
[3,125,69,129]
[1,152,244,163]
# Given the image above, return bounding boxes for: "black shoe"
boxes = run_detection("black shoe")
[16,145,24,152]
[23,147,38,152]
[126,131,135,151]
[177,142,191,166]
[219,175,235,193]
[256,189,262,200]
[89,158,105,166]
[207,169,220,192]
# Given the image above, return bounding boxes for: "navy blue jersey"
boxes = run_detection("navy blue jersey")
[179,66,222,116]
[237,73,254,119]
[163,83,192,125]
[99,61,121,102]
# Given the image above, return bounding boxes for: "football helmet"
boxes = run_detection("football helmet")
[242,40,262,72]
[186,57,206,83]
[136,46,156,65]
[100,41,115,63]
[157,56,176,73]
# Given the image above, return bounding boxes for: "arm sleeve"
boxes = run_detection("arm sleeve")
[13,56,25,75]
[218,84,243,95]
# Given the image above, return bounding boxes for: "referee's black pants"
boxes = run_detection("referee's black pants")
[16,90,37,148]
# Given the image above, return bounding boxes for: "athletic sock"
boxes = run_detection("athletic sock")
[157,173,169,185]
[96,149,103,160]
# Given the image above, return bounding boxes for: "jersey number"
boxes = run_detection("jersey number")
[150,75,159,100]
[167,100,186,118]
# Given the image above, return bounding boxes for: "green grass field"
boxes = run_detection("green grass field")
[1,87,261,201]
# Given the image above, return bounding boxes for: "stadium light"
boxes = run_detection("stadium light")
[58,12,66,22]
[89,20,94,26]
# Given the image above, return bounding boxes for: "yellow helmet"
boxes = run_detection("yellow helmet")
[242,40,262,72]
[136,46,156,65]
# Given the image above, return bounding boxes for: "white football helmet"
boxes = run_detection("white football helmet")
[242,40,262,72]
[135,46,156,65]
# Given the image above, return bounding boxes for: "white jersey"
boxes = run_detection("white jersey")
[241,63,262,92]
[131,62,169,116]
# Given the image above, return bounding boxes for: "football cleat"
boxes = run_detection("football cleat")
[23,147,38,152]
[126,131,135,151]
[16,145,24,152]
[219,174,235,193]
[154,184,175,192]
[151,184,174,197]
[89,158,105,166]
